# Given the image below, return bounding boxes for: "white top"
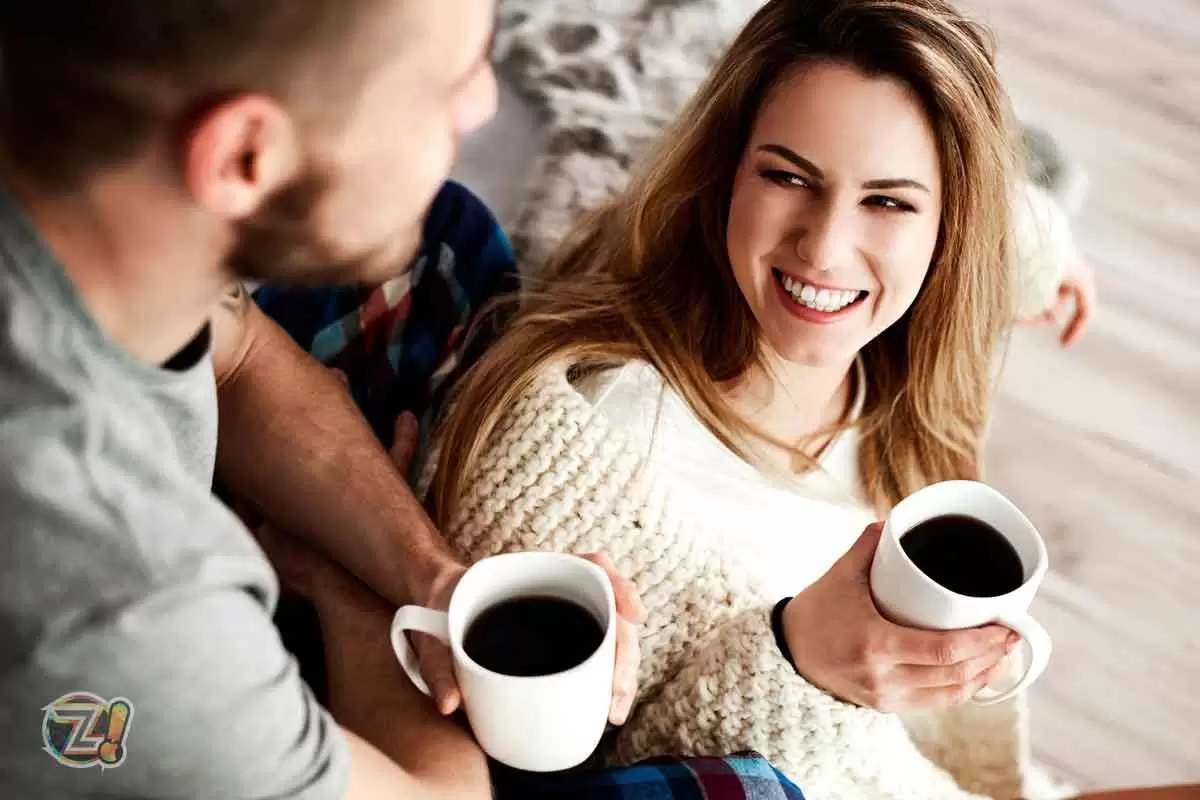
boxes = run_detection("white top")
[574,361,877,599]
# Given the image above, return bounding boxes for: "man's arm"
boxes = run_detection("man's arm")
[211,282,456,610]
[254,514,492,800]
[325,585,491,799]
[320,579,491,799]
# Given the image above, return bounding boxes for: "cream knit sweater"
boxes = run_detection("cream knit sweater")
[438,365,1030,800]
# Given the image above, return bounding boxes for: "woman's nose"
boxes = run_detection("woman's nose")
[794,202,855,273]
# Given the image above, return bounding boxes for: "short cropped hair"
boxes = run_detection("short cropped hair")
[0,1,385,189]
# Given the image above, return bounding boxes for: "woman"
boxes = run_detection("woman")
[429,0,1077,797]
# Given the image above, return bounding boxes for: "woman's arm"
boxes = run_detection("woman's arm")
[1012,180,1096,345]
[612,606,996,800]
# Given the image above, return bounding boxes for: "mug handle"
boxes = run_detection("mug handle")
[972,613,1052,705]
[390,605,451,697]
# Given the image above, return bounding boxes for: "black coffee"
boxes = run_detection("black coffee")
[463,596,603,677]
[900,514,1025,598]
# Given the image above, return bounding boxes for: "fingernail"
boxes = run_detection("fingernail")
[1006,634,1020,654]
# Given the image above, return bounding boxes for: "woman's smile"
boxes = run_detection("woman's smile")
[771,267,869,321]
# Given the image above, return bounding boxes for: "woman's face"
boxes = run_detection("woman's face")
[726,61,943,368]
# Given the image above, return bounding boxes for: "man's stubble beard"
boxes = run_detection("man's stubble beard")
[225,166,422,288]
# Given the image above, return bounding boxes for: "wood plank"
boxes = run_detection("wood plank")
[963,0,1200,787]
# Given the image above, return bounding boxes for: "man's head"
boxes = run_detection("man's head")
[0,0,497,285]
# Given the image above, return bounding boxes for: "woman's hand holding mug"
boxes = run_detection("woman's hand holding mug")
[781,523,1018,712]
[784,480,1052,713]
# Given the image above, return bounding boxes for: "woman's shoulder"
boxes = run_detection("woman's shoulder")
[569,360,669,449]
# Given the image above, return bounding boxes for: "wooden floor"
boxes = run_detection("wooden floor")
[958,0,1200,791]
[456,0,1200,791]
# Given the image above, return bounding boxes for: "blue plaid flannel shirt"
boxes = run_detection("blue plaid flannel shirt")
[492,753,805,799]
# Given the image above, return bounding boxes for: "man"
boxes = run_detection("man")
[0,2,645,797]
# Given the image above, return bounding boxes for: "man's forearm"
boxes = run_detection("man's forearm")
[214,290,455,607]
[317,582,491,799]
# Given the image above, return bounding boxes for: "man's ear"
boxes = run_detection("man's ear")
[184,94,302,220]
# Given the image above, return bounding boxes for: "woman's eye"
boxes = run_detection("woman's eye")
[863,195,917,212]
[760,169,810,189]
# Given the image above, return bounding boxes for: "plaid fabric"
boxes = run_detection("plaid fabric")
[253,180,519,462]
[492,753,805,799]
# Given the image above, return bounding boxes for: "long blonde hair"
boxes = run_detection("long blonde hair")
[431,0,1018,521]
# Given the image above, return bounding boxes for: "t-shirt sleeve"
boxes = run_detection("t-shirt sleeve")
[0,573,351,799]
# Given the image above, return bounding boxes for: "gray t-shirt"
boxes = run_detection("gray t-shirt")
[0,186,349,798]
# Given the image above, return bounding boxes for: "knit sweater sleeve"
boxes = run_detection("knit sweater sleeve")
[611,605,990,800]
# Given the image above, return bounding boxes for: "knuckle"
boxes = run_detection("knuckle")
[865,625,894,655]
[855,649,881,674]
[932,641,959,666]
[863,662,890,693]
[852,635,881,666]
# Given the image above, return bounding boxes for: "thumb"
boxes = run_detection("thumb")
[843,521,885,568]
[414,633,462,715]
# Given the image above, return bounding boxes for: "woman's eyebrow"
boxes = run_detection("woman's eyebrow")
[862,177,930,193]
[758,144,930,193]
[757,144,825,181]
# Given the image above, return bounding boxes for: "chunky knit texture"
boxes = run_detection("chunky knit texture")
[439,364,1030,800]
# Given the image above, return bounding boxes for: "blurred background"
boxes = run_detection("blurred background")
[961,0,1200,790]
[453,0,1200,791]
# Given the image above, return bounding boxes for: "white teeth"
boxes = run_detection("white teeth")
[777,272,862,313]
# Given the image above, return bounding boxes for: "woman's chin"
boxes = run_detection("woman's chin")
[761,324,863,369]
[767,338,860,369]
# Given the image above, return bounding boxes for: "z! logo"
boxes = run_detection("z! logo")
[42,692,134,770]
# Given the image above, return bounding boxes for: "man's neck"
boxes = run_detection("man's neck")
[724,349,855,456]
[3,160,228,366]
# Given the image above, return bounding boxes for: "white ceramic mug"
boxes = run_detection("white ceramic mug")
[390,552,616,772]
[869,480,1052,705]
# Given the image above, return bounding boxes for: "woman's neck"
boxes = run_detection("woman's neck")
[722,351,856,462]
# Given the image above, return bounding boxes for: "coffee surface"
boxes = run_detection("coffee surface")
[900,514,1025,598]
[464,596,603,677]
